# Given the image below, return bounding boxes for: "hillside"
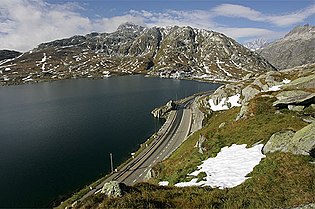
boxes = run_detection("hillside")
[0,50,22,61]
[69,64,315,209]
[0,23,275,86]
[259,24,315,70]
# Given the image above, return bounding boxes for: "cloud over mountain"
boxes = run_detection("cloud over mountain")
[0,0,314,51]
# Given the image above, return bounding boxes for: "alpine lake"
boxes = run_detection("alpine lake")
[0,75,220,207]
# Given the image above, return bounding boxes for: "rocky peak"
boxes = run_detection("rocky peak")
[284,24,315,40]
[243,38,269,51]
[259,24,315,70]
[117,22,145,33]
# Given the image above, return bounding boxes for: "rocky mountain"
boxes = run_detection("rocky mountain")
[0,23,275,86]
[259,24,315,70]
[243,38,269,51]
[0,50,22,61]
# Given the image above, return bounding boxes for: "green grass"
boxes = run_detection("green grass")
[76,153,314,209]
[155,96,307,185]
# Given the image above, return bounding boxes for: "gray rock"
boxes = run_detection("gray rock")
[235,103,250,121]
[241,85,261,104]
[282,74,315,90]
[242,73,253,80]
[210,84,242,107]
[273,90,315,107]
[195,135,206,154]
[252,78,269,92]
[302,116,315,124]
[263,123,315,155]
[219,122,226,128]
[287,203,315,209]
[101,181,123,198]
[288,105,304,112]
[259,24,315,70]
[190,97,205,133]
[263,130,295,154]
[289,123,315,155]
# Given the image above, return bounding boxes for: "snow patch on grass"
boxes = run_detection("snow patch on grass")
[158,181,169,186]
[175,144,265,189]
[208,94,241,111]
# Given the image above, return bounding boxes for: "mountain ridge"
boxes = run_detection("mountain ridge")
[0,23,276,86]
[259,24,315,70]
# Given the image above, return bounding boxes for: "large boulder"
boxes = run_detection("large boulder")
[263,130,295,154]
[235,103,250,121]
[210,84,242,106]
[289,123,315,155]
[241,85,261,104]
[282,74,315,90]
[263,123,315,155]
[101,181,124,198]
[273,90,315,108]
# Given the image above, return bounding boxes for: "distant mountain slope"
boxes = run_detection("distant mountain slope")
[0,23,275,86]
[0,50,22,61]
[259,24,315,70]
[243,38,269,51]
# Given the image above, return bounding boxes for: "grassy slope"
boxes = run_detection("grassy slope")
[76,91,315,208]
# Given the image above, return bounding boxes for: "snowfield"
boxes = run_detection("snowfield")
[208,94,241,111]
[174,144,265,189]
[264,78,291,92]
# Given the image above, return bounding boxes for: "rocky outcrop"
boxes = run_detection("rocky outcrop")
[241,86,261,104]
[190,97,206,133]
[273,91,315,108]
[194,135,206,154]
[101,181,125,198]
[288,203,315,209]
[151,100,176,118]
[263,130,295,154]
[260,24,315,69]
[211,84,242,105]
[235,85,260,120]
[282,74,315,90]
[263,123,315,156]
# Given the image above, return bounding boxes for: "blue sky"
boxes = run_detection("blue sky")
[1,0,314,51]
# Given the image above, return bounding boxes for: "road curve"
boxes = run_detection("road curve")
[80,97,195,201]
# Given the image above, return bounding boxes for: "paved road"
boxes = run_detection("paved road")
[80,97,194,201]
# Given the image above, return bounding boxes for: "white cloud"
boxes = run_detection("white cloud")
[0,0,149,51]
[213,4,315,27]
[217,27,282,40]
[0,1,313,51]
[0,0,93,51]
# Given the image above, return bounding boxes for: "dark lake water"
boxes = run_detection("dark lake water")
[0,75,220,207]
